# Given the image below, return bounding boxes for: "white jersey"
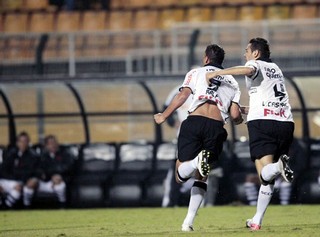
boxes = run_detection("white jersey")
[245,59,293,122]
[180,65,241,123]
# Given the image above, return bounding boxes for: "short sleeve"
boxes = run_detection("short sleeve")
[179,69,197,94]
[232,87,241,105]
[228,76,241,104]
[245,60,259,80]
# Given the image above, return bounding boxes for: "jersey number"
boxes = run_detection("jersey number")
[273,84,285,101]
[209,79,221,92]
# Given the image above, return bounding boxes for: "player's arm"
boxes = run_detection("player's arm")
[154,87,191,125]
[229,102,243,125]
[206,66,255,84]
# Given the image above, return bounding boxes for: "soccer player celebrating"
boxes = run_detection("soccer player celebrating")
[154,44,243,231]
[206,38,295,231]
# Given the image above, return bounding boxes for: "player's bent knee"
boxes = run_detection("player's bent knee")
[175,170,190,184]
[260,174,275,186]
[194,170,207,182]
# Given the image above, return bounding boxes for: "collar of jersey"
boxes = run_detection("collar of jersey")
[204,63,224,69]
[256,57,272,63]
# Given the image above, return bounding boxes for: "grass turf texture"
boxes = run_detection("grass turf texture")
[1,205,319,237]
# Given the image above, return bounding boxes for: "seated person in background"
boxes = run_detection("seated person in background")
[0,132,40,208]
[36,135,75,207]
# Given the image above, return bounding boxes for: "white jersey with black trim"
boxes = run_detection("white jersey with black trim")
[180,65,241,123]
[245,59,293,122]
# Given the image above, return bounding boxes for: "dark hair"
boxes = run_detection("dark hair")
[17,131,30,141]
[249,37,271,59]
[205,44,225,65]
[44,134,57,145]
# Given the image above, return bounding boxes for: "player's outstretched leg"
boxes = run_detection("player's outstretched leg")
[197,150,211,177]
[278,154,294,183]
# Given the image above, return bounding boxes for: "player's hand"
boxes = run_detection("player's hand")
[154,113,166,124]
[240,106,249,115]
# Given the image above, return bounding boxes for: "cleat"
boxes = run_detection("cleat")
[279,154,294,183]
[197,150,211,177]
[246,219,261,231]
[181,224,194,232]
[245,219,252,228]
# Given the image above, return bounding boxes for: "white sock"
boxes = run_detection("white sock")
[252,184,274,225]
[279,181,292,205]
[177,156,198,181]
[23,186,34,206]
[53,182,66,203]
[244,182,258,206]
[182,180,207,227]
[5,189,21,207]
[261,162,281,182]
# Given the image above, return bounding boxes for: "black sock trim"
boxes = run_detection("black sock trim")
[193,181,207,192]
[260,174,275,185]
[177,170,190,183]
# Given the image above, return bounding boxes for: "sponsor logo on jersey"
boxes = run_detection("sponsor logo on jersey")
[264,108,287,118]
[185,70,197,85]
[264,67,282,79]
[198,95,222,106]
[206,87,217,96]
[262,101,287,108]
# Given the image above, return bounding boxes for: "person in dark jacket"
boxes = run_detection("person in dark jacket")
[36,135,74,206]
[0,132,40,208]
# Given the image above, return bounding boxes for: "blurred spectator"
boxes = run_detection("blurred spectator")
[49,0,64,10]
[0,132,40,208]
[50,0,110,10]
[35,135,75,207]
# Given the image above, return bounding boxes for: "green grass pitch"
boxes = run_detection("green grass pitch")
[1,205,320,237]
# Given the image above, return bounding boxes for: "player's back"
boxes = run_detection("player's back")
[186,65,240,122]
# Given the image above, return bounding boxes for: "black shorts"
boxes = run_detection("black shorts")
[177,115,227,164]
[247,119,294,162]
